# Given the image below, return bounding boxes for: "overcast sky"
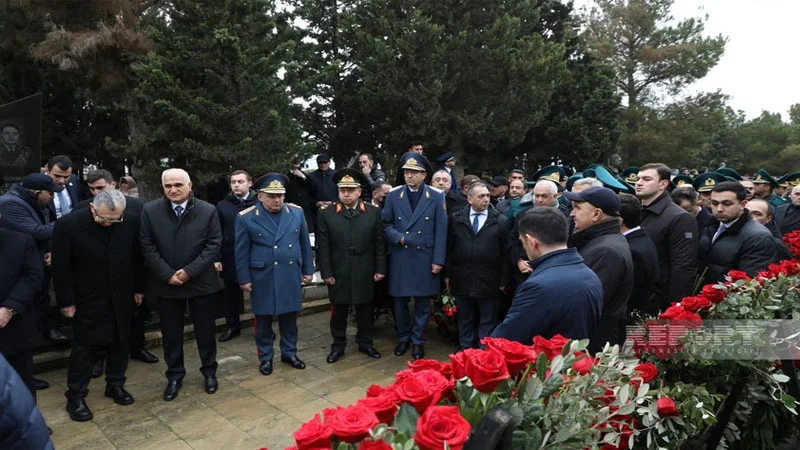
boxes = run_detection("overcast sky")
[575,0,800,120]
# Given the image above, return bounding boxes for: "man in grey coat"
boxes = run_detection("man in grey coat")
[140,168,222,402]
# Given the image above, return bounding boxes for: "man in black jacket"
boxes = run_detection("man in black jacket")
[672,186,713,236]
[636,164,698,313]
[698,182,777,284]
[216,170,256,342]
[140,168,222,402]
[618,194,658,314]
[357,153,387,201]
[444,182,511,350]
[748,198,793,261]
[53,189,145,421]
[564,187,633,352]
[774,185,800,236]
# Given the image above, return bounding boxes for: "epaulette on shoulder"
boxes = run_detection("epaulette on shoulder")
[238,205,256,216]
[287,202,303,210]
[389,185,404,192]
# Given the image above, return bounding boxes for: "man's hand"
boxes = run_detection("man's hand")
[61,305,76,318]
[240,283,253,292]
[517,259,531,274]
[44,252,52,267]
[361,166,371,176]
[168,273,184,286]
[431,264,443,274]
[175,269,190,283]
[399,237,405,246]
[444,278,450,290]
[316,201,332,208]
[302,275,313,284]
[0,307,12,328]
[292,169,306,179]
[134,293,144,306]
[324,277,336,286]
[214,262,223,272]
[374,273,385,282]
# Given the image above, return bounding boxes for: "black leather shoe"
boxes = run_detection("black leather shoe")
[66,398,93,422]
[394,341,411,356]
[46,328,70,343]
[204,376,218,394]
[259,360,273,376]
[218,328,241,342]
[91,359,104,378]
[412,344,425,360]
[32,377,49,390]
[163,380,182,402]
[130,348,159,364]
[327,350,344,364]
[280,355,306,370]
[359,347,381,359]
[104,386,134,406]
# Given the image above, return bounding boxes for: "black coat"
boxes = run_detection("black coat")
[52,208,146,346]
[75,195,143,219]
[698,210,778,284]
[0,354,54,450]
[775,204,800,236]
[569,220,633,352]
[445,190,467,215]
[317,201,387,305]
[308,169,338,203]
[640,192,699,311]
[0,229,42,356]
[140,196,223,298]
[764,219,793,261]
[695,207,713,236]
[625,228,659,315]
[216,191,257,282]
[445,206,511,298]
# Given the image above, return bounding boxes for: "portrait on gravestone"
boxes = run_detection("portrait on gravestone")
[0,94,42,193]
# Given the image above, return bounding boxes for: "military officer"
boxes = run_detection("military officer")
[317,168,387,363]
[752,169,790,209]
[382,152,447,360]
[235,174,314,376]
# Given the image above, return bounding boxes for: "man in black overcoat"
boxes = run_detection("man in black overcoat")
[52,189,146,422]
[317,168,387,363]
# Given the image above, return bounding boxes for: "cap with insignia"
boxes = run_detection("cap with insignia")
[333,167,364,188]
[672,175,693,187]
[778,172,800,187]
[692,172,728,193]
[592,165,630,193]
[254,173,288,194]
[530,165,566,184]
[435,152,455,163]
[622,166,639,184]
[752,169,779,188]
[400,152,430,172]
[716,168,742,181]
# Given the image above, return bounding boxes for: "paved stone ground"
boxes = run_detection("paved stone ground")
[37,310,457,450]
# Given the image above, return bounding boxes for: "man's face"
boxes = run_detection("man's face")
[635,169,665,199]
[569,201,599,231]
[48,165,72,186]
[409,145,424,154]
[791,187,800,207]
[775,186,787,196]
[1,126,19,146]
[162,172,192,204]
[699,192,712,209]
[230,173,252,196]
[508,180,525,198]
[404,169,426,189]
[259,192,284,213]
[468,186,491,212]
[491,184,508,198]
[710,190,745,224]
[358,156,372,172]
[318,161,331,172]
[741,181,755,200]
[533,183,557,207]
[372,185,390,205]
[431,172,452,192]
[87,178,115,196]
[444,159,456,168]
[509,172,525,183]
[90,202,124,227]
[34,190,54,206]
[753,183,771,198]
[748,200,771,225]
[338,187,361,206]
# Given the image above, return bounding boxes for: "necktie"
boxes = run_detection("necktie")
[472,212,481,234]
[175,205,184,218]
[712,224,726,243]
[58,190,71,215]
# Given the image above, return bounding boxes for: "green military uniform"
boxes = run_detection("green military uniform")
[753,169,789,208]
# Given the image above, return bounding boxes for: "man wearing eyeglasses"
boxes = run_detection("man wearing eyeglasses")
[51,189,146,422]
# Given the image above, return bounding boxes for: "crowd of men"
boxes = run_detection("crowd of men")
[2,145,800,435]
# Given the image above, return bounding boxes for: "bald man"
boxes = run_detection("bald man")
[140,168,223,401]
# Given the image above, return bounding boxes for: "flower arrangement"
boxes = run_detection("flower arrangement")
[432,289,457,332]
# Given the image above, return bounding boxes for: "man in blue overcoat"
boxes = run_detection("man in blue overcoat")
[235,174,314,376]
[382,152,447,360]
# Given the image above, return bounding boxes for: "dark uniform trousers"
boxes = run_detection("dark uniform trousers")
[159,294,218,382]
[66,339,129,401]
[330,304,373,352]
[130,301,151,353]
[254,312,298,362]
[5,352,35,402]
[223,281,243,331]
[393,297,431,346]
[36,266,56,334]
[455,296,498,349]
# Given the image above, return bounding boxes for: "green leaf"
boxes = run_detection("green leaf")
[528,426,543,450]
[541,374,564,398]
[536,353,548,382]
[550,355,564,374]
[394,403,419,436]
[525,377,544,401]
[772,373,790,383]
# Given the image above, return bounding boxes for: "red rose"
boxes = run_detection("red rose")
[680,295,712,313]
[358,440,392,450]
[366,384,390,398]
[656,397,681,417]
[413,369,454,397]
[408,359,444,373]
[658,305,703,328]
[633,362,659,382]
[325,404,379,443]
[571,352,594,375]
[392,376,442,413]
[726,270,751,282]
[481,337,537,375]
[414,406,471,450]
[781,260,800,276]
[357,394,399,425]
[700,285,726,304]
[450,351,468,379]
[294,414,333,449]
[464,349,511,393]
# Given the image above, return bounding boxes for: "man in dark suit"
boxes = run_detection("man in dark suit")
[52,189,145,421]
[45,155,82,219]
[307,154,338,231]
[317,168,387,363]
[618,194,658,315]
[671,186,713,235]
[0,225,44,399]
[140,168,222,401]
[775,185,800,235]
[431,170,466,214]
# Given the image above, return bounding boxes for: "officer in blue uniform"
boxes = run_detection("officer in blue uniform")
[235,174,314,376]
[382,153,447,360]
